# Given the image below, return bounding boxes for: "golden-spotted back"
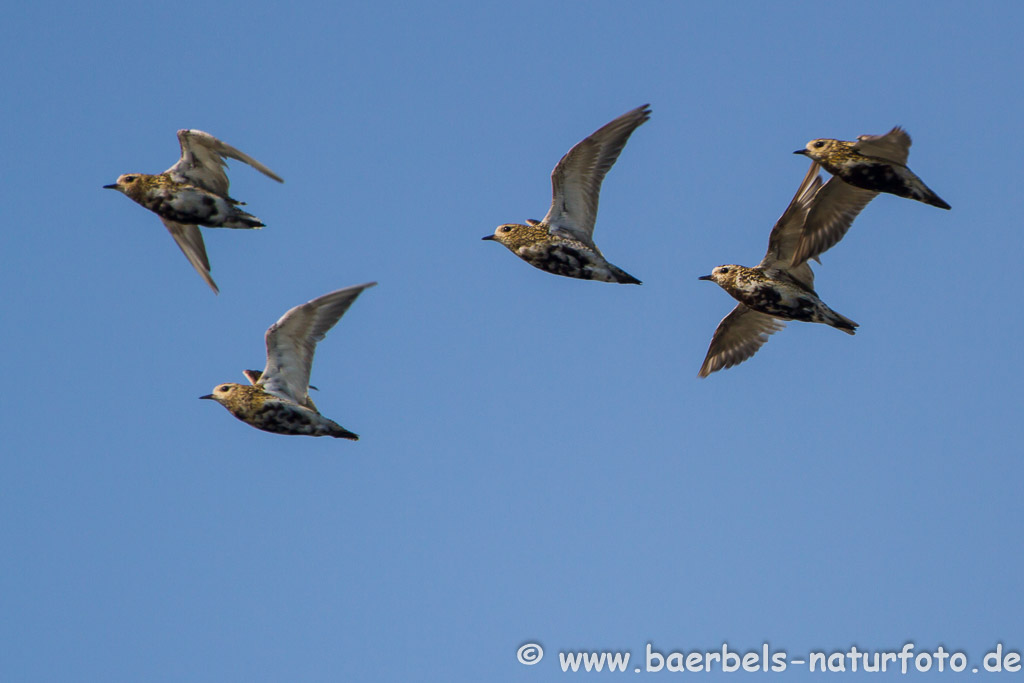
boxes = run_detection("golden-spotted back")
[201,383,357,439]
[483,221,640,284]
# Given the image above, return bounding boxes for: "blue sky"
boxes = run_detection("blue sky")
[3,1,1022,680]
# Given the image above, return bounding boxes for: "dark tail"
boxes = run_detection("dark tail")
[327,421,359,440]
[905,173,950,209]
[827,308,858,335]
[611,265,642,285]
[922,190,951,210]
[222,208,265,229]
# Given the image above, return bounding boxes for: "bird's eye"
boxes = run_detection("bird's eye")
[812,141,825,149]
[500,226,511,233]
[719,267,729,274]
[124,175,136,182]
[218,385,229,392]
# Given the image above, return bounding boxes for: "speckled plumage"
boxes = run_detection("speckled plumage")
[108,173,265,229]
[105,129,283,293]
[698,163,857,378]
[792,127,949,265]
[201,384,355,438]
[201,283,376,439]
[483,105,649,284]
[484,220,641,283]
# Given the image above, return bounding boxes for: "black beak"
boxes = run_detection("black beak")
[103,184,119,189]
[199,394,214,400]
[481,235,496,241]
[698,274,714,281]
[793,149,808,156]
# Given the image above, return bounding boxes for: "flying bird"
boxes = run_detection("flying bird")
[698,163,858,378]
[483,104,650,284]
[201,283,376,438]
[792,126,950,265]
[105,129,284,293]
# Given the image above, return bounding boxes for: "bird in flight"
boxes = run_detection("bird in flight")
[483,104,650,284]
[105,129,283,293]
[792,126,949,265]
[698,163,858,377]
[201,283,376,438]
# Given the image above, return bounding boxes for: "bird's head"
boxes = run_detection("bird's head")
[482,223,543,250]
[103,173,147,200]
[699,265,742,288]
[200,383,246,407]
[794,138,838,161]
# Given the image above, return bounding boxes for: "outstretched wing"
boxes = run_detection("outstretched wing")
[699,304,786,378]
[258,282,377,406]
[853,126,911,165]
[165,129,284,196]
[159,218,219,294]
[542,104,651,248]
[791,175,878,266]
[760,161,822,290]
[790,128,908,265]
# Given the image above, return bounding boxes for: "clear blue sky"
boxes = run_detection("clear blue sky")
[3,1,1021,680]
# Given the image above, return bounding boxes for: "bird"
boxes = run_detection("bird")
[698,162,858,377]
[482,104,650,284]
[791,126,950,265]
[105,129,284,294]
[200,282,376,438]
